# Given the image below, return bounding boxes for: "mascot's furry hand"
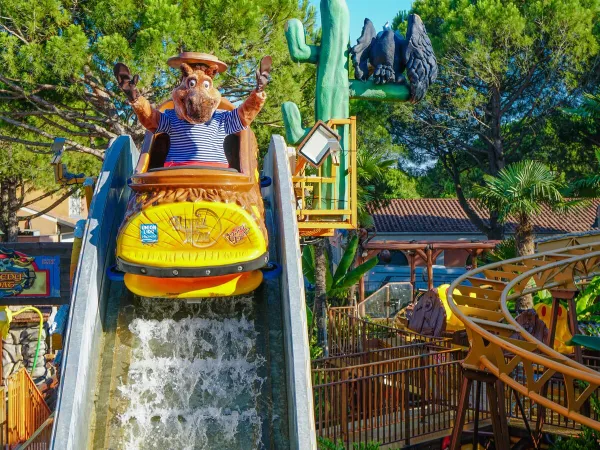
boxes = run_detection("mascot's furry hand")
[256,56,272,92]
[113,63,140,102]
[112,55,272,134]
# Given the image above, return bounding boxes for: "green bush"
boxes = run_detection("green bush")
[317,437,381,450]
[551,391,600,449]
[551,427,600,449]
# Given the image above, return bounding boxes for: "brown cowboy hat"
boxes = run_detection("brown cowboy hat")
[167,52,228,74]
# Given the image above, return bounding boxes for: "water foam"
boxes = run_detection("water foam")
[115,297,265,449]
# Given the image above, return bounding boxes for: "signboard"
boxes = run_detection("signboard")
[0,248,61,299]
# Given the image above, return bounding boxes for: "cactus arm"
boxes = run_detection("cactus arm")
[282,102,311,145]
[285,19,320,64]
[349,80,411,102]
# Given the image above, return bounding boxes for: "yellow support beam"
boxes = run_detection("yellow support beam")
[292,117,358,232]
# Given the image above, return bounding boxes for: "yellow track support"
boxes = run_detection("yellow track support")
[447,234,600,435]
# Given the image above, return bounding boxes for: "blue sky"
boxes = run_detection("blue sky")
[309,0,413,41]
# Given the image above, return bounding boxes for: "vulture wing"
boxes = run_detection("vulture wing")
[404,14,438,102]
[351,19,377,81]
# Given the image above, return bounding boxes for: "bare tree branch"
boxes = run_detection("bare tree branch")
[18,187,78,221]
[20,187,65,208]
[0,115,104,159]
[0,23,28,44]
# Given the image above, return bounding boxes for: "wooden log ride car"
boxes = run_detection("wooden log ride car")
[115,99,268,298]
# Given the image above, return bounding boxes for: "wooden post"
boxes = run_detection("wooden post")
[451,369,509,450]
[404,368,411,446]
[357,254,365,304]
[426,247,434,291]
[488,378,510,450]
[472,380,481,448]
[408,252,416,292]
[0,337,3,385]
[471,249,482,269]
[341,368,348,441]
[359,272,365,303]
[566,296,582,364]
[450,374,472,450]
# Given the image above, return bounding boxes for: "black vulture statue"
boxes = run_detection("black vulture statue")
[350,14,438,103]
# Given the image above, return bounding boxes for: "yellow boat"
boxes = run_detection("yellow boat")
[115,99,269,298]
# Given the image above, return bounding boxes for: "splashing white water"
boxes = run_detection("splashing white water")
[115,297,265,450]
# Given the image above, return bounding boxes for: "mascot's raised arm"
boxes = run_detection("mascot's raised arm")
[113,53,272,168]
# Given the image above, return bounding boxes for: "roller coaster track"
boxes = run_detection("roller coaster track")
[447,231,600,441]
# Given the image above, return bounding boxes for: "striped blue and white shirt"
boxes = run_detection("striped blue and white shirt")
[156,109,246,165]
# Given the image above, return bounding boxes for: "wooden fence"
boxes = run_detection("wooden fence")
[317,309,600,448]
[312,347,475,447]
[14,415,54,450]
[7,368,51,448]
[327,307,450,357]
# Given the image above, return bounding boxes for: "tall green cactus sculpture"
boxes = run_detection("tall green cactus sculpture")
[284,0,350,211]
[284,0,350,142]
[283,0,421,210]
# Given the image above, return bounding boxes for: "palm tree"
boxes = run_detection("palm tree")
[569,148,600,198]
[356,149,397,227]
[474,161,569,309]
[563,91,600,149]
[565,91,600,120]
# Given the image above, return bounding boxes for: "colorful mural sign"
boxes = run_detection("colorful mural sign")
[0,248,61,299]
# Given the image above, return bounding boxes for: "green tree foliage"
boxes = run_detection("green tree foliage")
[0,0,317,158]
[478,237,517,265]
[474,160,569,308]
[0,134,97,241]
[351,100,420,225]
[552,391,600,448]
[356,151,397,227]
[0,0,316,241]
[382,169,419,200]
[475,161,568,256]
[391,0,600,239]
[566,91,600,121]
[516,111,600,182]
[318,437,381,450]
[302,235,378,305]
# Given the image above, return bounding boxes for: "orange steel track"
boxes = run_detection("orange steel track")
[447,232,600,435]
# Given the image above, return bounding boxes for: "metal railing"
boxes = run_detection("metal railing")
[7,369,51,447]
[312,348,474,447]
[14,415,53,450]
[357,283,413,324]
[318,301,600,448]
[328,308,450,357]
[312,342,451,371]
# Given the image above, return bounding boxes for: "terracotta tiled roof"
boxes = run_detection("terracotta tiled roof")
[370,199,600,234]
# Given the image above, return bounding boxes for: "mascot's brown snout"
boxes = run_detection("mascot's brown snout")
[173,63,222,124]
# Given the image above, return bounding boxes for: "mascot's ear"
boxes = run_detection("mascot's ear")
[180,63,194,78]
[204,65,218,79]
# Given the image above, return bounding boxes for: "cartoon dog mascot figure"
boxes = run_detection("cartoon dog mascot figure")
[113,53,272,168]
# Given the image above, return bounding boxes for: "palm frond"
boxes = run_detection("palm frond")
[474,160,569,222]
[563,92,600,120]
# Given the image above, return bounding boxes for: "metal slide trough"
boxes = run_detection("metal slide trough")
[51,135,316,449]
